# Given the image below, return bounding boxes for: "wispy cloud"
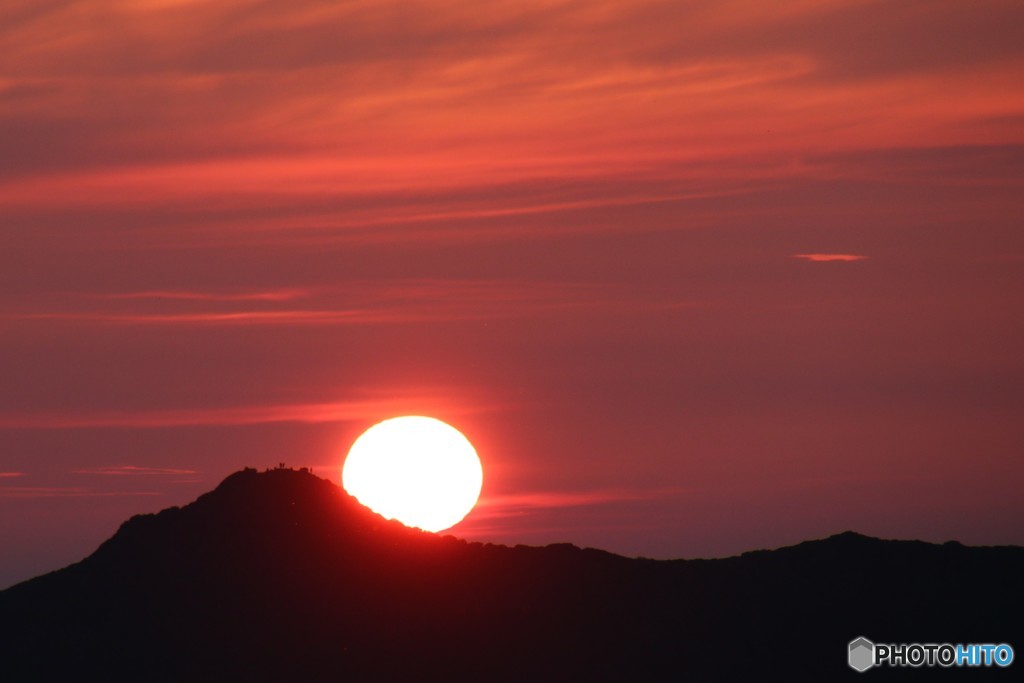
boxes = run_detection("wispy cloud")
[74,466,198,476]
[3,280,693,327]
[454,487,687,538]
[470,486,686,520]
[0,487,161,499]
[793,253,867,262]
[0,396,500,430]
[0,472,25,478]
[93,289,308,302]
[10,310,377,325]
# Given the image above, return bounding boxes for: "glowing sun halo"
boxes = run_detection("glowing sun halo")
[342,416,483,532]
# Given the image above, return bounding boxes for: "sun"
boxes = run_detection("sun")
[342,416,483,532]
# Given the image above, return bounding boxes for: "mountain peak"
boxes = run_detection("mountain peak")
[90,466,441,573]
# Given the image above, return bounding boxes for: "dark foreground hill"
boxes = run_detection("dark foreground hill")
[1,468,1021,682]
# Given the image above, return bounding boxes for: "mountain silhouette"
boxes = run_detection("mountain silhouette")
[1,467,1021,681]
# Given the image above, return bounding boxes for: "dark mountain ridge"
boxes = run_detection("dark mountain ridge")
[1,468,1021,681]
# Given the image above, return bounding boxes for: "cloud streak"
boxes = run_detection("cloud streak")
[3,280,694,327]
[471,486,686,519]
[793,253,867,262]
[10,310,378,326]
[0,397,501,430]
[93,289,308,302]
[74,466,198,476]
[454,487,688,539]
[0,487,161,499]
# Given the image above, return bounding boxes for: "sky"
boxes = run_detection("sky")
[2,0,1023,588]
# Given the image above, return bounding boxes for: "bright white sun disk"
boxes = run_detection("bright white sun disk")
[342,416,483,532]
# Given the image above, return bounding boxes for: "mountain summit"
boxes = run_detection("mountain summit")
[2,468,1021,681]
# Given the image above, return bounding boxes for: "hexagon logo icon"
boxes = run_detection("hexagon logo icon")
[849,637,875,672]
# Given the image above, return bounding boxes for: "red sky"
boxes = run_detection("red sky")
[2,0,1023,587]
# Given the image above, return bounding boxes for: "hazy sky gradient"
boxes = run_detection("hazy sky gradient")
[2,0,1023,587]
